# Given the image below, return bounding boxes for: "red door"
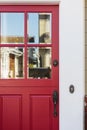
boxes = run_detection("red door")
[0,5,59,130]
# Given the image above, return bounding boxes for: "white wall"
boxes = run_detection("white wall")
[85,0,87,94]
[60,0,84,130]
[0,0,85,130]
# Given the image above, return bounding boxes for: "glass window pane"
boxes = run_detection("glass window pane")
[0,47,24,79]
[28,13,39,43]
[39,13,52,43]
[28,13,52,44]
[27,47,51,79]
[0,13,24,44]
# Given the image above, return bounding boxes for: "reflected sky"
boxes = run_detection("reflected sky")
[0,13,51,43]
[28,13,39,43]
[1,13,24,36]
[1,13,38,43]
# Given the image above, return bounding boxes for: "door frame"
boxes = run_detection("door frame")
[0,4,59,130]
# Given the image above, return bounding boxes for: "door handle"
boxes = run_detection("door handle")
[52,90,58,117]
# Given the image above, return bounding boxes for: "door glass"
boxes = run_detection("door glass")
[28,13,52,44]
[0,47,24,79]
[28,13,39,43]
[27,47,52,78]
[0,13,24,44]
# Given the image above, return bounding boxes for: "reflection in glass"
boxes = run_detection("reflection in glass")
[0,47,24,79]
[28,13,39,43]
[39,13,51,43]
[28,13,51,44]
[0,13,24,44]
[27,47,51,78]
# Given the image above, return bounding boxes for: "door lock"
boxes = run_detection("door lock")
[53,60,58,67]
[53,91,58,117]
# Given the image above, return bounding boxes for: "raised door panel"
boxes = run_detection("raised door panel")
[30,95,53,130]
[0,95,22,130]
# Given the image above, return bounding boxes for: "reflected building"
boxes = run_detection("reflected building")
[28,13,51,78]
[39,13,51,68]
[0,13,52,79]
[0,47,24,78]
[39,14,51,43]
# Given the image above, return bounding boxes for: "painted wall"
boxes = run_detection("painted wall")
[85,0,87,94]
[0,0,85,130]
[60,0,84,130]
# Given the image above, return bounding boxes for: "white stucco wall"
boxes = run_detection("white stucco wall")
[0,0,85,130]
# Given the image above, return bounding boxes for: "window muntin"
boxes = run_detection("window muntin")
[0,12,52,79]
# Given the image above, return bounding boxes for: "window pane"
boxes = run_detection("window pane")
[28,13,39,43]
[27,47,51,78]
[0,47,24,79]
[28,13,52,44]
[0,13,24,44]
[39,13,52,43]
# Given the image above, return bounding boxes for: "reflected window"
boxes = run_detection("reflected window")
[28,13,52,44]
[0,13,24,44]
[27,47,51,78]
[0,47,24,79]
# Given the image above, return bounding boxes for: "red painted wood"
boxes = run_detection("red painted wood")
[0,97,3,130]
[0,5,59,130]
[0,5,57,12]
[2,96,22,130]
[85,96,87,130]
[24,12,28,79]
[0,44,52,47]
[30,96,52,130]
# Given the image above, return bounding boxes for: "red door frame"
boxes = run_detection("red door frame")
[0,5,59,130]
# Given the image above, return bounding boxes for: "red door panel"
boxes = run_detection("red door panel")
[30,95,52,130]
[3,96,22,130]
[0,95,22,130]
[0,5,59,130]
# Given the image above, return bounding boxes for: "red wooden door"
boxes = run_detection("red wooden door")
[0,5,59,130]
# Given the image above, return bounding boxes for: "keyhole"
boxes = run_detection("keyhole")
[53,60,58,67]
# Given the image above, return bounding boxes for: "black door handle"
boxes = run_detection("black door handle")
[52,90,58,117]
